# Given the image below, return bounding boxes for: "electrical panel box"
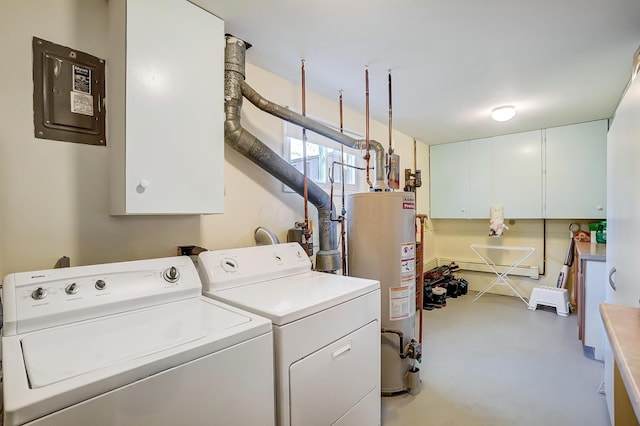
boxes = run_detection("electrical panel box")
[32,37,106,146]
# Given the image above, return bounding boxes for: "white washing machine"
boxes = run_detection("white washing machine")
[1,256,275,426]
[197,243,381,426]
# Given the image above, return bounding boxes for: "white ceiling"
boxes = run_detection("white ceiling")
[192,0,640,145]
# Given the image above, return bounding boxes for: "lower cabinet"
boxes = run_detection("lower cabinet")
[575,242,606,360]
[600,304,640,426]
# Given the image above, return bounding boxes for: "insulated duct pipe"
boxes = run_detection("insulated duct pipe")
[224,36,341,272]
[240,83,388,192]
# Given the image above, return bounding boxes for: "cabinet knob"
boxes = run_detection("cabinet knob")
[461,208,466,212]
[596,205,603,211]
[137,179,150,194]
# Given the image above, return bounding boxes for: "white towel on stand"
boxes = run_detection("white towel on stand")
[489,205,509,236]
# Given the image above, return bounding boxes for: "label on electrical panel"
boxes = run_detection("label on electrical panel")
[70,64,94,116]
[389,285,411,321]
[70,91,94,116]
[73,65,91,94]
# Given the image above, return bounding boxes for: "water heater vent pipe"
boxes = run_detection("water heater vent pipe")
[224,36,389,271]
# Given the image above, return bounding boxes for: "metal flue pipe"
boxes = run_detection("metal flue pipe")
[240,83,388,191]
[224,36,340,272]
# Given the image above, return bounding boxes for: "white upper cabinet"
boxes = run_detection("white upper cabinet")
[108,0,224,215]
[544,120,607,219]
[491,130,543,218]
[429,132,540,219]
[430,121,608,219]
[468,137,492,218]
[430,141,470,219]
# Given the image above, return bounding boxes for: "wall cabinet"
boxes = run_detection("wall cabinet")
[492,130,543,218]
[545,120,607,219]
[430,138,492,218]
[429,131,540,219]
[468,137,492,218]
[108,0,224,215]
[430,120,607,219]
[604,73,640,425]
[430,141,470,219]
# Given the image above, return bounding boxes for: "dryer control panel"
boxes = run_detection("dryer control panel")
[2,256,201,335]
[198,243,311,292]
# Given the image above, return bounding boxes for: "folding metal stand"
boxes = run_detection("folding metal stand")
[470,244,535,305]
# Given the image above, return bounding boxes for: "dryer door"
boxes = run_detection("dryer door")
[289,321,379,425]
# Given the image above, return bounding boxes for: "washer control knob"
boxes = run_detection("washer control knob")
[163,266,180,283]
[95,279,106,290]
[32,287,47,300]
[65,283,79,294]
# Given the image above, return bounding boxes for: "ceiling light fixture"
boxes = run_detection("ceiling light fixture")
[491,105,517,122]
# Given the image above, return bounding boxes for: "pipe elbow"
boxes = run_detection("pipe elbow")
[368,139,385,154]
[224,119,243,143]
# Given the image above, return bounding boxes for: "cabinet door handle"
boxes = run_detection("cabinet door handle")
[609,267,616,291]
[332,343,351,360]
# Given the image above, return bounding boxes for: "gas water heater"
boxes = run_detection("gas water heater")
[346,191,422,395]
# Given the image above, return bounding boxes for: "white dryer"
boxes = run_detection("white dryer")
[1,256,275,426]
[198,243,381,426]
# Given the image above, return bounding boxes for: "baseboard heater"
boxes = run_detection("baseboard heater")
[436,257,540,280]
[423,257,438,272]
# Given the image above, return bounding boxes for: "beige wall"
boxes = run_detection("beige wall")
[0,0,431,277]
[1,0,583,301]
[431,218,597,300]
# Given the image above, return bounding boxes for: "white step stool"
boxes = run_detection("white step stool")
[528,286,571,316]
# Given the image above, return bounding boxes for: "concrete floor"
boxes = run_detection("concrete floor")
[381,291,610,426]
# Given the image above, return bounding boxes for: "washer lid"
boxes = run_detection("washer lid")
[205,271,379,325]
[21,297,267,388]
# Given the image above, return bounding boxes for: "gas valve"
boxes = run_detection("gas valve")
[403,338,422,363]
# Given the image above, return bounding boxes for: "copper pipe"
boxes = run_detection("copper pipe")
[340,92,345,275]
[340,90,345,204]
[301,59,310,255]
[328,90,344,225]
[416,214,427,344]
[301,60,306,117]
[388,70,393,155]
[339,90,344,131]
[413,137,417,212]
[364,66,372,188]
[413,138,417,173]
